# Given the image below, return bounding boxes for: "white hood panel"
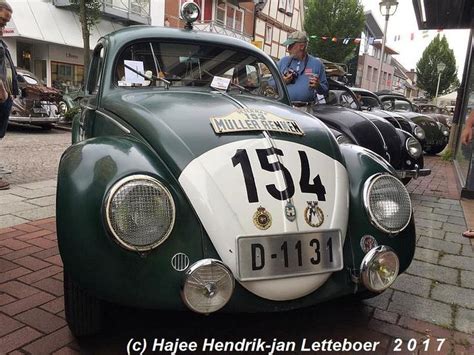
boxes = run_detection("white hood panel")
[179,139,349,300]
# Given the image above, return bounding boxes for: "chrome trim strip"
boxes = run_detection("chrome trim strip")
[97,111,131,134]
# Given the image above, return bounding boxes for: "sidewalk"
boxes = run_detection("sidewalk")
[0,156,473,354]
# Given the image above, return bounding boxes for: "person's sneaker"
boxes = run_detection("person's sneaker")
[0,179,10,190]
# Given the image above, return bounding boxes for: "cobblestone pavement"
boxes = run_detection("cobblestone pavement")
[0,125,70,186]
[0,155,472,353]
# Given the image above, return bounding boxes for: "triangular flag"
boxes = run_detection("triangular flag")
[331,37,338,42]
[321,36,328,40]
[354,38,361,44]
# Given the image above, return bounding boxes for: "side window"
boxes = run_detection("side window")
[86,45,105,95]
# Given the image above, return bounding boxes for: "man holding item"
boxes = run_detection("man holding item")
[0,1,18,190]
[277,30,328,104]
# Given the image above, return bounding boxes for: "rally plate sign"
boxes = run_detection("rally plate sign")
[210,109,304,136]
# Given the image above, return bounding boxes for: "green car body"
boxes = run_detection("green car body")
[57,26,416,336]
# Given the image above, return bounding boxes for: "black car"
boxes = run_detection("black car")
[308,79,430,183]
[351,87,427,146]
[376,93,449,154]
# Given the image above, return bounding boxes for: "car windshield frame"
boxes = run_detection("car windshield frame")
[110,39,286,101]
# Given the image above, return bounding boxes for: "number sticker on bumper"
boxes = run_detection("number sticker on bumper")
[236,229,343,281]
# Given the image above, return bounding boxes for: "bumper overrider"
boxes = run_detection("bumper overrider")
[396,164,431,179]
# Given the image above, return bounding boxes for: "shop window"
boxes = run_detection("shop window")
[51,61,84,93]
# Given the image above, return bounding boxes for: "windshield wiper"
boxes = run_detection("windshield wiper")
[123,63,170,89]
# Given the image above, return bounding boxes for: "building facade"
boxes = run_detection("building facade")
[164,0,255,42]
[3,0,157,92]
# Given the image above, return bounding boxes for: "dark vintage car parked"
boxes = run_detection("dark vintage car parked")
[9,69,62,129]
[310,79,429,183]
[417,103,453,128]
[351,87,427,144]
[57,3,416,337]
[376,93,450,154]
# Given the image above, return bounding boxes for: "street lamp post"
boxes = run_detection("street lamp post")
[375,0,398,92]
[434,62,446,105]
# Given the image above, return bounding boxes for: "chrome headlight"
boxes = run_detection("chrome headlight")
[413,125,425,140]
[405,136,422,159]
[182,259,234,314]
[336,133,353,145]
[441,125,450,136]
[58,101,68,115]
[180,1,200,23]
[363,174,412,234]
[105,175,175,251]
[361,245,399,292]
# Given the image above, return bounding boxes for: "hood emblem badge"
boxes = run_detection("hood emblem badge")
[253,206,272,230]
[304,201,324,228]
[285,202,296,222]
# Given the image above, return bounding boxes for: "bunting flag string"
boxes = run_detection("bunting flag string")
[393,28,443,42]
[308,35,362,44]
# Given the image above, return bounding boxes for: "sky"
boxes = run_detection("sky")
[361,0,470,79]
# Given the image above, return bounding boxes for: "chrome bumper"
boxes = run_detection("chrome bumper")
[396,164,431,179]
[10,116,59,124]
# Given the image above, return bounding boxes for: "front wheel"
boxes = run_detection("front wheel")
[64,271,104,337]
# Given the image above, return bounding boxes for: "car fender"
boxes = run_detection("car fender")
[56,136,203,308]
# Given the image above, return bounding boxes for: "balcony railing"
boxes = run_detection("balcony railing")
[53,0,150,25]
[192,21,252,42]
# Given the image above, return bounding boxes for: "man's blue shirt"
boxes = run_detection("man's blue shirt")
[277,54,328,102]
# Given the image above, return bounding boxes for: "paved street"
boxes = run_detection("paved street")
[0,125,70,186]
[0,128,473,353]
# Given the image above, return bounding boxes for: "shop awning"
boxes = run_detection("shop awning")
[3,1,123,48]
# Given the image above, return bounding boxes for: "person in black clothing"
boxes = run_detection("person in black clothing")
[0,1,19,190]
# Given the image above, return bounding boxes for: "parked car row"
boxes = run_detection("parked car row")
[57,4,417,338]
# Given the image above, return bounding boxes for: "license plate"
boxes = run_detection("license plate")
[236,229,343,281]
[33,108,47,114]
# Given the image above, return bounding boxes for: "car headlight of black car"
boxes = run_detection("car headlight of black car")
[335,133,354,145]
[405,136,422,159]
[413,125,425,140]
[440,124,449,136]
[363,174,412,234]
[104,175,175,251]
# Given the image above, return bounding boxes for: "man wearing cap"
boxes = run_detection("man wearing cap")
[278,30,328,104]
[0,1,17,190]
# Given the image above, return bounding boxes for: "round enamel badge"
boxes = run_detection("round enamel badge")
[253,206,272,230]
[360,235,378,253]
[285,202,296,222]
[304,201,324,227]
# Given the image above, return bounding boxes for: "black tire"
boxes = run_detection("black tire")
[427,145,445,155]
[64,271,104,337]
[40,124,53,130]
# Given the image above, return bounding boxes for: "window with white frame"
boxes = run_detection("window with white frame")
[265,24,272,44]
[215,0,244,32]
[286,0,294,15]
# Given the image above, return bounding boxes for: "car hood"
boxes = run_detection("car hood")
[312,105,388,160]
[102,90,350,301]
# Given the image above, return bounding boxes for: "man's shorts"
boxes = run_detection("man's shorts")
[0,97,13,139]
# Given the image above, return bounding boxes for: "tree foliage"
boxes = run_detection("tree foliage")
[304,0,365,64]
[416,35,458,98]
[70,0,102,77]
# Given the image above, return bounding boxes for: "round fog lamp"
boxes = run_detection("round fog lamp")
[181,259,234,314]
[361,246,399,292]
[180,1,200,23]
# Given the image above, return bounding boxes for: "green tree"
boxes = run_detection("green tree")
[304,0,365,63]
[70,0,102,77]
[416,35,458,98]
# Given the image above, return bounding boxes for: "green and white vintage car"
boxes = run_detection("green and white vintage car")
[57,3,415,337]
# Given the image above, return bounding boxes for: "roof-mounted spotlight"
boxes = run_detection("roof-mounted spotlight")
[181,1,201,30]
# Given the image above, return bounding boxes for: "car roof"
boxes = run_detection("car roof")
[102,26,265,58]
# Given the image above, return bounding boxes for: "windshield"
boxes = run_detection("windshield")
[114,41,282,100]
[359,95,381,109]
[327,89,358,109]
[381,98,413,112]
